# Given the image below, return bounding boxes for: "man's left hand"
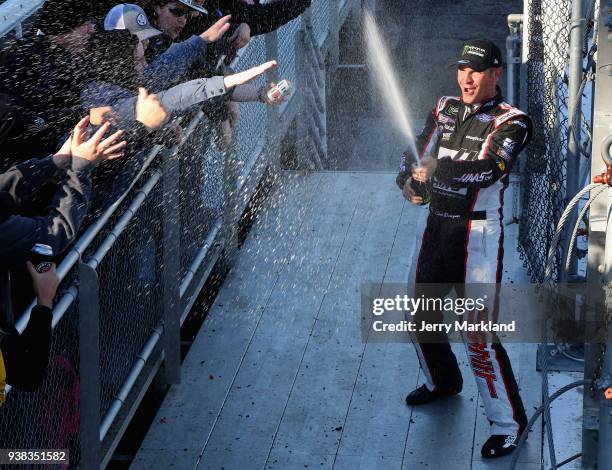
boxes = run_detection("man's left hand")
[412,156,437,182]
[402,179,423,205]
[27,261,59,309]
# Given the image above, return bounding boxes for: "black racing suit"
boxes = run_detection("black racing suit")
[397,91,532,436]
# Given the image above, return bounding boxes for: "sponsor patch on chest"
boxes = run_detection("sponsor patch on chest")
[476,113,495,123]
[438,113,454,124]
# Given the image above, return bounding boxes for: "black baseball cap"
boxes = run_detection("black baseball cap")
[457,39,503,72]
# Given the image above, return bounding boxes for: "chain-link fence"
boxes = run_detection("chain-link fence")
[518,0,595,282]
[0,294,82,464]
[0,1,356,467]
[179,119,224,281]
[311,0,331,46]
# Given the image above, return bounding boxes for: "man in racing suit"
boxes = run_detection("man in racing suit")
[396,39,532,459]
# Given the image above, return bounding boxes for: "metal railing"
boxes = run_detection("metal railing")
[0,0,43,38]
[0,1,359,468]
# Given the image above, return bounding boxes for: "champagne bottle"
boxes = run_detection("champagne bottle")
[409,178,431,205]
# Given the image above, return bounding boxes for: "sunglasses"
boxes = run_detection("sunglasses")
[168,6,191,17]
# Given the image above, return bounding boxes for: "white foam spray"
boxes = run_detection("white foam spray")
[363,10,419,162]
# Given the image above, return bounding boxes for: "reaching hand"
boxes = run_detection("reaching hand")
[229,22,251,51]
[71,117,127,164]
[224,60,277,89]
[136,88,169,131]
[200,15,231,43]
[27,261,60,309]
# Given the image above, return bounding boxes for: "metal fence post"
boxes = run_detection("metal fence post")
[78,262,101,469]
[584,3,612,467]
[506,14,523,107]
[561,0,586,281]
[294,22,311,170]
[266,29,282,171]
[162,151,181,384]
[217,144,241,274]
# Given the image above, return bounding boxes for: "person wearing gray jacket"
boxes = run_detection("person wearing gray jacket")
[81,24,276,126]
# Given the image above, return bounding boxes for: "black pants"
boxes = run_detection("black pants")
[408,212,527,435]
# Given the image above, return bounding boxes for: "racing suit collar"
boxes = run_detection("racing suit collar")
[460,88,504,120]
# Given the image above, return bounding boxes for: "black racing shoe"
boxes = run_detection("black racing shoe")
[481,434,520,458]
[405,384,462,406]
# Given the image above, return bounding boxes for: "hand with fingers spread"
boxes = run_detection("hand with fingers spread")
[136,88,169,131]
[71,117,127,164]
[224,60,277,89]
[200,15,232,43]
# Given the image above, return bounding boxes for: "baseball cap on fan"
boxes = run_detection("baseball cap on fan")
[457,39,503,72]
[104,4,162,41]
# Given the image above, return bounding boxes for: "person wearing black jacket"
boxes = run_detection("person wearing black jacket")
[0,95,54,171]
[179,0,312,41]
[0,0,103,159]
[0,261,58,399]
[0,116,127,324]
[398,40,532,459]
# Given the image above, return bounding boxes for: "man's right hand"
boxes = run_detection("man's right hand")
[403,178,423,205]
[71,117,127,164]
[136,88,169,131]
[200,15,231,43]
[26,261,59,310]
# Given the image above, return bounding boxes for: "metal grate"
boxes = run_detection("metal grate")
[179,118,224,280]
[0,289,81,468]
[95,181,164,416]
[311,0,331,46]
[518,0,572,283]
[277,16,301,88]
[234,35,268,173]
